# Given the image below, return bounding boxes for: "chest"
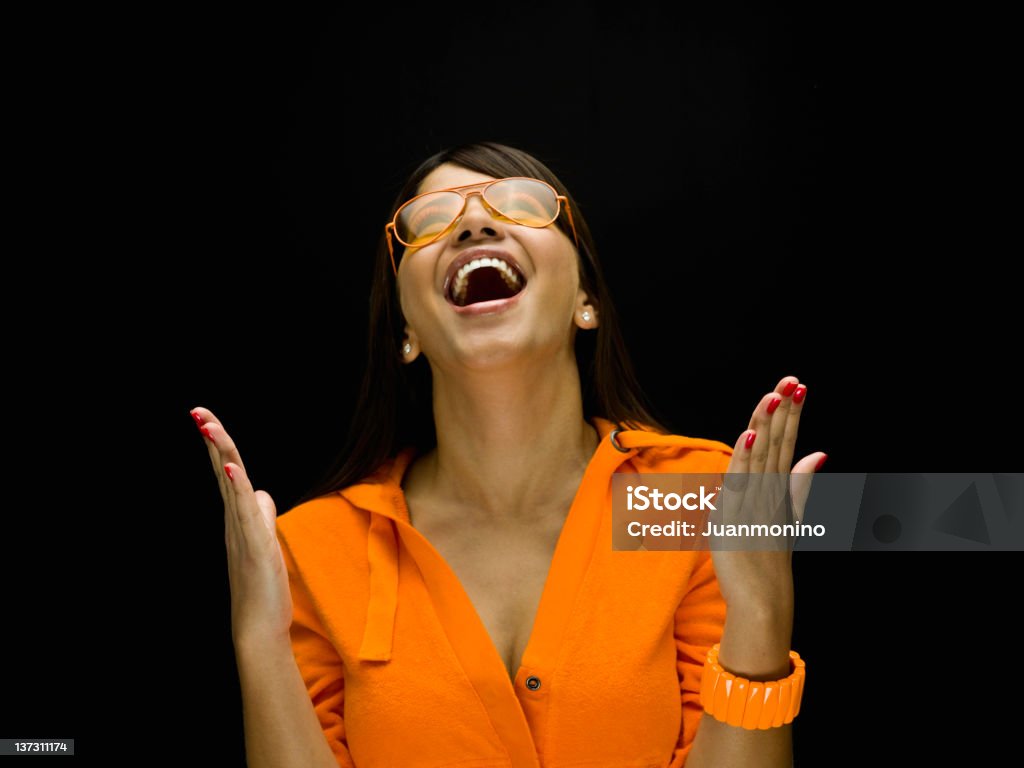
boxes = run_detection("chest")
[410,510,567,683]
[339,518,697,768]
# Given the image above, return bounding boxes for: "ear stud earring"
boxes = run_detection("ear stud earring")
[581,311,591,322]
[403,342,412,355]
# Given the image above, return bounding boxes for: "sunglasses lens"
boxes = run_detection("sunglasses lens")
[393,179,560,249]
[485,179,559,226]
[395,191,464,247]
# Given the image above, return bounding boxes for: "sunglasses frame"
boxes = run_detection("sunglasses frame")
[384,176,579,275]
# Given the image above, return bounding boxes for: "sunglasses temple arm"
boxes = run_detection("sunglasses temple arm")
[386,226,398,276]
[563,200,580,251]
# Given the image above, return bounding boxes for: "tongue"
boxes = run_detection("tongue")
[461,267,518,306]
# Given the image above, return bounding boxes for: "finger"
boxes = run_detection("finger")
[767,377,804,473]
[747,377,799,430]
[761,376,798,470]
[198,420,248,476]
[192,406,248,477]
[764,390,791,475]
[774,376,800,398]
[729,428,756,473]
[197,416,231,511]
[722,428,756,516]
[202,431,242,549]
[192,407,228,493]
[253,490,278,537]
[224,461,273,551]
[775,381,804,474]
[202,421,250,529]
[764,378,804,521]
[190,406,222,430]
[790,452,827,523]
[746,392,779,475]
[192,408,242,545]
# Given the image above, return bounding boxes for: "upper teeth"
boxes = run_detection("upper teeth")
[451,257,522,300]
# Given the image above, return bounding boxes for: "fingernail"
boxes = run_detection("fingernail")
[190,410,204,427]
[224,464,234,481]
[782,381,798,397]
[200,426,214,442]
[792,385,807,404]
[744,431,756,450]
[815,454,828,472]
[767,397,782,414]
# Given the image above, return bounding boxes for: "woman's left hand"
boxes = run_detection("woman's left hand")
[710,375,826,677]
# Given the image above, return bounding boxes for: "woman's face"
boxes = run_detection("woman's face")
[395,163,596,373]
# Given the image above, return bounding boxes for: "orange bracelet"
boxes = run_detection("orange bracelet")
[699,644,806,729]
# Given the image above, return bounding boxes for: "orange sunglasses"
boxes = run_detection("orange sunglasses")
[384,176,579,275]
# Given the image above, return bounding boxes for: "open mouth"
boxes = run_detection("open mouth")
[447,257,527,307]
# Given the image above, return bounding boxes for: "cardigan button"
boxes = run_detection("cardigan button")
[525,676,541,690]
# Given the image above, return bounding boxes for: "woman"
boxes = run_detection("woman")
[192,141,825,767]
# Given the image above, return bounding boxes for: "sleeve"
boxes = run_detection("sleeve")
[281,540,356,767]
[668,549,727,767]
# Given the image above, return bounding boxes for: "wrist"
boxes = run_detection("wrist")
[724,576,793,620]
[726,594,793,624]
[718,609,793,680]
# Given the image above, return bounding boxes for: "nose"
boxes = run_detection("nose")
[451,191,505,243]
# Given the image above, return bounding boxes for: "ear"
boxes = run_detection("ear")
[574,289,598,330]
[400,326,421,363]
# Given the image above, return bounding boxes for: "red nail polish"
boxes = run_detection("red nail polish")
[793,385,807,404]
[744,431,756,450]
[767,397,782,414]
[200,426,213,441]
[190,410,204,427]
[815,454,828,472]
[224,464,234,481]
[782,381,798,397]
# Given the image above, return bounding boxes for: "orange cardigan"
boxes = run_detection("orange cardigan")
[277,416,733,767]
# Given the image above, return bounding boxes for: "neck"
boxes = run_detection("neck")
[414,349,600,519]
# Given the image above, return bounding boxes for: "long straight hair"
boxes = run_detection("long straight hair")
[298,141,668,503]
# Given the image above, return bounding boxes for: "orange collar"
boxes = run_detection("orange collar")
[338,416,725,662]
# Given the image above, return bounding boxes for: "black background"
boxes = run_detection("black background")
[7,3,1015,764]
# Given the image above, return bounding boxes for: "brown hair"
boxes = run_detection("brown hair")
[298,141,668,502]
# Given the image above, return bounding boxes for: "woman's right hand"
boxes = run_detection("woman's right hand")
[192,407,294,652]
